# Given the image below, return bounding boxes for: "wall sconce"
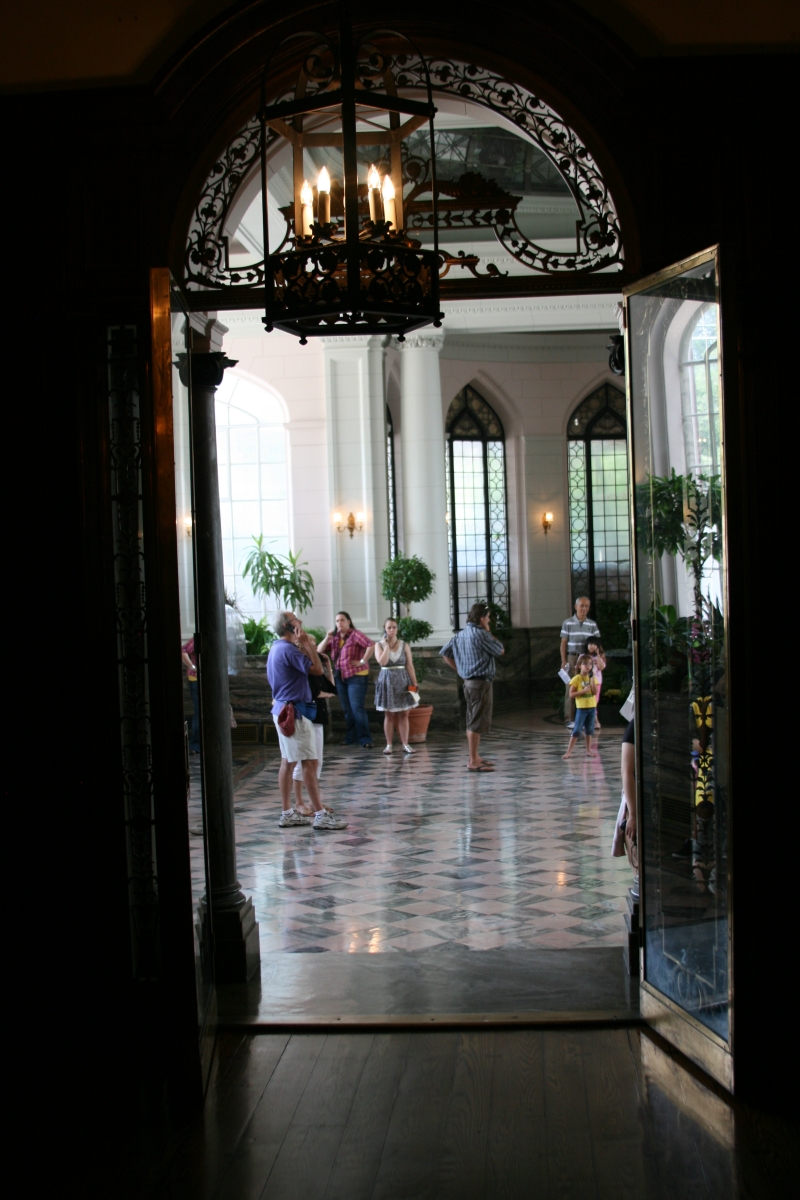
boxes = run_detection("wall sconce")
[542,511,554,535]
[334,511,364,539]
[184,517,193,538]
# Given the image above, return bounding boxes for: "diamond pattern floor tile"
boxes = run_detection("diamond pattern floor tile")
[189,725,634,955]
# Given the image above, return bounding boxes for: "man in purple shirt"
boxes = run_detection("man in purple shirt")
[267,612,347,831]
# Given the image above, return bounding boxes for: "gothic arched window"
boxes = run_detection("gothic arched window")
[567,383,630,612]
[680,304,720,477]
[446,385,509,629]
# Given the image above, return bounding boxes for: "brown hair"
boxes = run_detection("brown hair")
[467,601,489,625]
[575,654,593,671]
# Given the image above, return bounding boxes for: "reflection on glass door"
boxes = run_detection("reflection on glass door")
[152,268,216,1072]
[626,248,731,1082]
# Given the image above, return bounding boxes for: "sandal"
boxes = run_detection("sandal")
[468,764,495,772]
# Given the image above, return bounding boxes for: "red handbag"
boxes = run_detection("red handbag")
[277,703,296,737]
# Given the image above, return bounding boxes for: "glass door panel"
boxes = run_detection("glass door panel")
[625,248,731,1077]
[151,268,216,1072]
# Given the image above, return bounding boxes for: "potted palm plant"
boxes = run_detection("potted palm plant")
[380,554,436,742]
[241,536,315,615]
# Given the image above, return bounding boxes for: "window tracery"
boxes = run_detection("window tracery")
[184,56,623,294]
[446,385,509,629]
[567,383,630,611]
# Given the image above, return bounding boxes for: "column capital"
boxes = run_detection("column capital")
[397,330,444,353]
[179,352,238,390]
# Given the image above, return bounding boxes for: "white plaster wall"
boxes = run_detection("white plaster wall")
[439,340,619,625]
[220,319,333,631]
[324,338,390,636]
[218,311,623,637]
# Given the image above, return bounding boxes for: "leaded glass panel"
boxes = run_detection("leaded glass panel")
[568,440,590,599]
[567,384,631,610]
[590,439,630,601]
[488,440,509,611]
[446,385,509,628]
[452,441,488,624]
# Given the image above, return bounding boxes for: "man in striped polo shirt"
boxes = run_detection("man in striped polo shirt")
[560,597,600,728]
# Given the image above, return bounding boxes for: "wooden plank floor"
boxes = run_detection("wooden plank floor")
[145,1029,798,1200]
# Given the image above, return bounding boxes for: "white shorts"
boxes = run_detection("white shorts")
[273,712,318,763]
[292,724,324,780]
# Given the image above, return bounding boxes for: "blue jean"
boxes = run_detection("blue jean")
[336,674,371,744]
[188,680,200,751]
[572,707,596,738]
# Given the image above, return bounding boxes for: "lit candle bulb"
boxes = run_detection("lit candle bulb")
[300,179,314,236]
[381,174,397,230]
[367,164,382,225]
[317,166,331,225]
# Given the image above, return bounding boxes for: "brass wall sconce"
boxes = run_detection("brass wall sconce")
[542,511,554,535]
[334,511,365,539]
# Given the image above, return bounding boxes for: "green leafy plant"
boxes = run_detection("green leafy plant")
[381,554,436,685]
[485,601,511,635]
[636,470,722,620]
[397,617,433,644]
[598,658,632,703]
[242,617,276,656]
[241,537,315,614]
[381,554,435,644]
[594,599,629,650]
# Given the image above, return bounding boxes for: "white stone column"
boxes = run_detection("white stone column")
[397,331,452,642]
[322,336,390,636]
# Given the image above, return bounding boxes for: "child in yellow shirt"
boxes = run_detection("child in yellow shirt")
[562,654,598,760]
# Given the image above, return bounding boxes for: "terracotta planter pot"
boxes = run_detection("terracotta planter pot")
[408,703,433,742]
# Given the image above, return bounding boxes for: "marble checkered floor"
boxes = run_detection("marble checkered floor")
[195,725,633,954]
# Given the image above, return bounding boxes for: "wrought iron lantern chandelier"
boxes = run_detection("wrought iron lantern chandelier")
[259,8,443,343]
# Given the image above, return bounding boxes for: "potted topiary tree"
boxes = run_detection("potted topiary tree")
[380,553,436,742]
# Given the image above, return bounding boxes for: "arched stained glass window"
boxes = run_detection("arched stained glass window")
[446,385,509,629]
[567,383,630,611]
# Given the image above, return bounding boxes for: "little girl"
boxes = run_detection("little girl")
[562,654,598,759]
[585,638,606,730]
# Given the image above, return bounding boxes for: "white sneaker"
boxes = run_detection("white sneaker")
[279,809,311,827]
[383,744,393,754]
[313,810,348,831]
[402,744,414,755]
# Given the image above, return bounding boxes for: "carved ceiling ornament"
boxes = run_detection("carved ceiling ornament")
[184,53,623,294]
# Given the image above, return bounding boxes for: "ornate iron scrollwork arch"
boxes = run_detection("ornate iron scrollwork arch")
[184,54,623,292]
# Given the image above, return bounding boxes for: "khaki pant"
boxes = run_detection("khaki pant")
[464,678,493,734]
[563,654,578,722]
